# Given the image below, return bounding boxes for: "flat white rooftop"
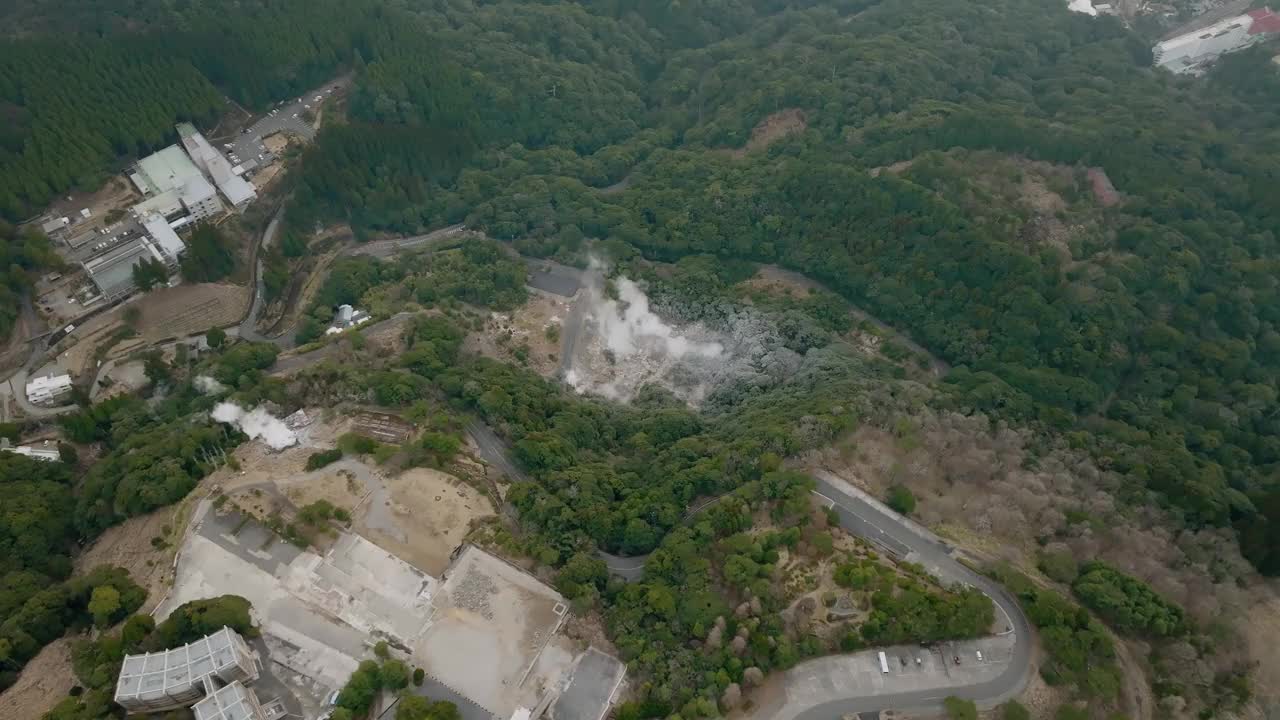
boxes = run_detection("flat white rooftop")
[192,680,267,720]
[115,627,252,706]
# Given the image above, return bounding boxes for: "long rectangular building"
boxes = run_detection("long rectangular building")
[114,627,258,713]
[178,123,257,211]
[1154,7,1280,74]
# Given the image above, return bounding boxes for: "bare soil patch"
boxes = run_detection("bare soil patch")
[73,504,185,612]
[1245,586,1280,715]
[43,175,140,227]
[58,283,249,379]
[0,638,75,720]
[366,468,495,576]
[466,290,572,378]
[738,264,816,299]
[746,109,807,153]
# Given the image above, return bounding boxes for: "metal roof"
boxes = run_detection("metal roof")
[192,681,267,720]
[115,627,245,704]
[136,145,206,196]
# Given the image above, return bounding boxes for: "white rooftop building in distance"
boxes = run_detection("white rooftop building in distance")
[114,627,259,713]
[1154,7,1280,74]
[0,439,61,462]
[25,373,73,406]
[178,123,257,211]
[134,145,208,196]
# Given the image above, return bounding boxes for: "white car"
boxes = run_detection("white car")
[976,650,984,662]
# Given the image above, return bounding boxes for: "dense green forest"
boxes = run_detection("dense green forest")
[3,0,1280,717]
[265,0,1280,576]
[0,340,281,691]
[0,221,60,338]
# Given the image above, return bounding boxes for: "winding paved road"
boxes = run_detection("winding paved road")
[585,466,1032,717]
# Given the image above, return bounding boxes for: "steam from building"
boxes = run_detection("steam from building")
[211,402,297,450]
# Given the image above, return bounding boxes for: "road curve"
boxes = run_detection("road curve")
[791,469,1033,717]
[588,466,1033,717]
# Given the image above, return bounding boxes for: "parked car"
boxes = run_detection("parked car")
[976,650,983,662]
[953,655,961,665]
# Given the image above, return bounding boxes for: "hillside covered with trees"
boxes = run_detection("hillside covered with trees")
[2,0,1280,718]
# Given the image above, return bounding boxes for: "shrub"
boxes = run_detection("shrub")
[887,484,916,515]
[306,448,343,470]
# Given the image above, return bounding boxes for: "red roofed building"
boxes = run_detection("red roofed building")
[1246,7,1280,34]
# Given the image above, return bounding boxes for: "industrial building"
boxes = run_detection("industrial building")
[131,145,226,226]
[25,373,73,405]
[192,680,269,720]
[1154,7,1280,74]
[82,232,175,301]
[178,123,257,212]
[114,627,260,714]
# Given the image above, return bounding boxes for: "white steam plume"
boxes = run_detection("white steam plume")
[598,278,724,361]
[212,402,297,450]
[194,375,228,395]
[564,261,729,404]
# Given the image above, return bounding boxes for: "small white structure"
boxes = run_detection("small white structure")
[325,304,371,335]
[26,373,73,406]
[1067,0,1097,16]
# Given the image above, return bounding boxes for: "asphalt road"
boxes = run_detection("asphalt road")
[342,224,467,259]
[464,419,529,484]
[588,467,1032,717]
[239,205,292,348]
[229,79,340,166]
[793,469,1033,717]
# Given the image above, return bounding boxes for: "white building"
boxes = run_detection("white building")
[325,304,371,335]
[115,627,259,714]
[1154,8,1280,74]
[132,145,226,225]
[178,123,257,211]
[1,440,61,462]
[26,373,73,406]
[191,680,269,720]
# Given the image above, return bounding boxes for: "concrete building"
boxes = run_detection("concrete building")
[132,144,225,226]
[0,439,61,462]
[114,627,258,713]
[178,123,257,211]
[1154,7,1280,74]
[83,235,171,301]
[25,373,73,405]
[191,680,269,720]
[40,216,71,241]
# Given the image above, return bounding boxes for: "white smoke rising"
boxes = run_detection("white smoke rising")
[212,402,297,450]
[194,375,228,395]
[597,278,725,361]
[565,263,731,405]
